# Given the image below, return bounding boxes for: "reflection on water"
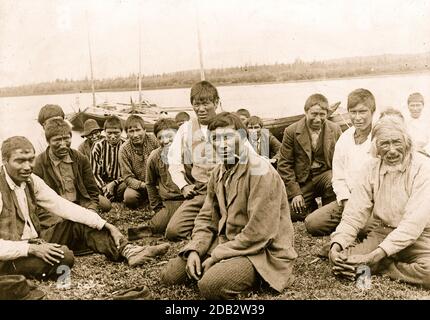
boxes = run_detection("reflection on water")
[1,72,429,149]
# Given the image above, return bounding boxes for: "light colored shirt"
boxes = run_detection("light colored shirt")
[167,120,209,190]
[405,113,430,151]
[331,152,430,257]
[332,126,372,204]
[0,169,107,261]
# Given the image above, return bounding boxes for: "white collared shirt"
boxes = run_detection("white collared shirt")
[0,166,107,261]
[332,126,373,204]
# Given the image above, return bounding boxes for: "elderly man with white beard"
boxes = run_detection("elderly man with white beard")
[329,115,430,288]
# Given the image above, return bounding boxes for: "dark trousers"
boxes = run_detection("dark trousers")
[290,170,336,222]
[165,194,207,241]
[149,200,184,234]
[0,220,125,279]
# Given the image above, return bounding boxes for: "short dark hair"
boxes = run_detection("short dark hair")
[236,108,251,119]
[175,112,190,122]
[407,92,424,105]
[304,94,329,112]
[38,104,65,126]
[44,118,72,142]
[247,115,263,128]
[347,88,376,113]
[208,112,248,138]
[124,115,145,132]
[104,115,123,131]
[153,118,179,137]
[1,136,35,161]
[190,81,220,105]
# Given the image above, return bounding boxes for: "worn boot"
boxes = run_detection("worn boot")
[121,243,171,267]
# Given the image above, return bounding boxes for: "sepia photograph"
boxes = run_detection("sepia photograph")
[0,0,430,304]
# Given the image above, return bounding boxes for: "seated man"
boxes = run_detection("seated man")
[119,115,159,209]
[161,112,297,299]
[166,81,220,241]
[0,136,170,279]
[78,119,103,161]
[91,116,127,202]
[236,108,251,125]
[247,115,281,163]
[174,112,190,127]
[329,116,430,288]
[277,94,342,221]
[404,92,429,154]
[33,118,111,213]
[305,89,375,236]
[128,119,184,239]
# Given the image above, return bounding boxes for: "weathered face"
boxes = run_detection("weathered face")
[87,130,102,145]
[4,148,35,184]
[376,130,406,166]
[408,101,424,119]
[105,128,122,145]
[349,103,373,131]
[126,123,146,145]
[211,125,241,164]
[305,104,328,131]
[156,128,177,148]
[192,98,218,125]
[49,134,72,158]
[247,123,262,140]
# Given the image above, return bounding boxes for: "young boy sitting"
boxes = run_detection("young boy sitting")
[128,119,185,239]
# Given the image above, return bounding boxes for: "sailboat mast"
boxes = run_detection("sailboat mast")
[138,20,142,107]
[86,13,96,108]
[196,11,205,81]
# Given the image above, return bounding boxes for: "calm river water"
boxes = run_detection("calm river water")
[1,72,429,148]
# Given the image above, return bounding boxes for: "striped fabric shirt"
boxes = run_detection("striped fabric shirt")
[91,137,125,189]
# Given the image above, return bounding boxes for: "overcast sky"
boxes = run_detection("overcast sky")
[1,0,429,87]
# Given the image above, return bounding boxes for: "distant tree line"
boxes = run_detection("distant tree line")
[1,52,429,97]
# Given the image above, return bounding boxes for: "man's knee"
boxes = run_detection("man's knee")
[160,257,188,285]
[98,195,112,212]
[123,188,141,208]
[304,214,323,236]
[60,246,75,269]
[165,223,182,241]
[198,273,231,300]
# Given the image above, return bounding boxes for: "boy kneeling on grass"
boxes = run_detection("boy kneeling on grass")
[161,112,297,299]
[128,119,185,239]
[0,136,170,280]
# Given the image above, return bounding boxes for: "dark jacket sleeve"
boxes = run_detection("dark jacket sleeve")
[145,150,163,212]
[277,125,302,198]
[78,152,100,209]
[269,134,282,160]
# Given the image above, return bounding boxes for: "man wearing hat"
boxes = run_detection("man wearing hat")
[33,118,111,213]
[0,135,171,279]
[78,119,103,161]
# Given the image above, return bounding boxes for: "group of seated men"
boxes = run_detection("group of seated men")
[0,79,430,299]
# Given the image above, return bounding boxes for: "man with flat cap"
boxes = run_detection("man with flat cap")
[78,119,103,161]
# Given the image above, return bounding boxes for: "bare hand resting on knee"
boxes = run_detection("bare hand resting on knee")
[28,243,65,266]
